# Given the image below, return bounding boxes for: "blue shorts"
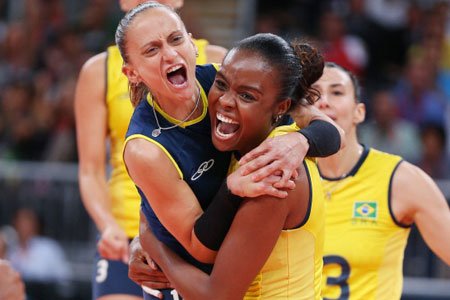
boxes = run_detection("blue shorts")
[144,289,182,300]
[92,250,142,298]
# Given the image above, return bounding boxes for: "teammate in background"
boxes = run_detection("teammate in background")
[0,259,25,300]
[314,62,450,300]
[117,2,342,299]
[132,33,326,299]
[74,0,227,299]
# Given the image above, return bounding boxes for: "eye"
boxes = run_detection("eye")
[214,79,227,91]
[239,92,255,102]
[332,90,344,96]
[172,35,184,44]
[145,46,158,56]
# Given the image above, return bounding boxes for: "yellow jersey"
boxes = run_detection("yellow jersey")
[105,39,210,238]
[239,124,325,300]
[320,147,410,300]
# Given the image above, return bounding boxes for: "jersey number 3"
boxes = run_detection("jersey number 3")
[323,255,350,300]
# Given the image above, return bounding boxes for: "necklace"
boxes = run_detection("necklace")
[151,88,201,137]
[323,178,349,201]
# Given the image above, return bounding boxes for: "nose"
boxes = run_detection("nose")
[218,92,236,110]
[162,45,177,61]
[315,94,329,110]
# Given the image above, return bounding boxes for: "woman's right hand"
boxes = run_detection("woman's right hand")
[97,224,129,263]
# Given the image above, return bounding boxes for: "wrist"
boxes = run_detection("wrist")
[298,119,341,157]
[226,174,240,197]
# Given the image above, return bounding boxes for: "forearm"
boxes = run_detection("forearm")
[79,172,117,232]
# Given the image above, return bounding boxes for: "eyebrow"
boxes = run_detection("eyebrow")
[139,30,183,52]
[216,71,263,95]
[330,83,344,88]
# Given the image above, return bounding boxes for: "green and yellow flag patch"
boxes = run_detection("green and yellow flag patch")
[353,201,377,220]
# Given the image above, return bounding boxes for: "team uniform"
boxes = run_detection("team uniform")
[125,64,231,300]
[92,40,210,298]
[321,147,410,300]
[242,124,325,300]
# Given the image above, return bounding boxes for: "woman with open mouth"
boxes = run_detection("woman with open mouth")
[117,2,342,299]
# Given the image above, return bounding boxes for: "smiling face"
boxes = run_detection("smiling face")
[208,49,290,154]
[312,65,365,140]
[122,7,197,103]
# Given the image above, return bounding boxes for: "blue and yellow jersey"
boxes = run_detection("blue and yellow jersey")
[320,147,409,300]
[124,64,231,273]
[105,38,212,238]
[240,124,325,300]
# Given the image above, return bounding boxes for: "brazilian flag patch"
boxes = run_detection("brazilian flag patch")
[353,201,377,220]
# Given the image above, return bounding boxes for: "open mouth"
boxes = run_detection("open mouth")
[166,64,187,86]
[216,112,240,138]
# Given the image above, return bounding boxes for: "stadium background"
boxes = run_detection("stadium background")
[0,0,449,299]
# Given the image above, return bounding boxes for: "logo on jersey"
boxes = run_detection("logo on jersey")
[191,159,215,181]
[353,201,377,220]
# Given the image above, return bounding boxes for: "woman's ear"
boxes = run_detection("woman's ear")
[353,102,366,125]
[277,98,292,116]
[122,64,141,84]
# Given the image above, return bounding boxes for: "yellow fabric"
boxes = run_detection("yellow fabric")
[321,149,409,300]
[232,123,325,299]
[105,40,211,237]
[194,38,209,65]
[106,45,140,238]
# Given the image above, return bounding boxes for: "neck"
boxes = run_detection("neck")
[318,135,363,178]
[153,88,202,121]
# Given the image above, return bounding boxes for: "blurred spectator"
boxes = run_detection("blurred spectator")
[392,52,448,128]
[7,208,72,283]
[317,9,368,77]
[359,89,422,163]
[417,123,450,179]
[363,0,411,79]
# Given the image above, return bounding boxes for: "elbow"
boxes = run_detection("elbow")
[189,239,217,264]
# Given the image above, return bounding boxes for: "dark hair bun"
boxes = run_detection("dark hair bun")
[292,42,324,87]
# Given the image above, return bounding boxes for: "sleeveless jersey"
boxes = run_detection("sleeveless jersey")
[320,147,410,300]
[125,64,231,274]
[105,38,211,238]
[241,124,325,300]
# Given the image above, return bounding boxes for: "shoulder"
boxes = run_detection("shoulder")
[77,51,107,82]
[195,64,220,93]
[205,44,228,64]
[80,52,107,75]
[391,161,441,223]
[125,137,161,161]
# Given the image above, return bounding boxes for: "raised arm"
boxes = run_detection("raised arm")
[392,161,450,265]
[239,104,344,186]
[74,53,129,262]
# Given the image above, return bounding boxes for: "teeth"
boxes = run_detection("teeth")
[217,113,238,124]
[216,126,235,138]
[167,65,182,73]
